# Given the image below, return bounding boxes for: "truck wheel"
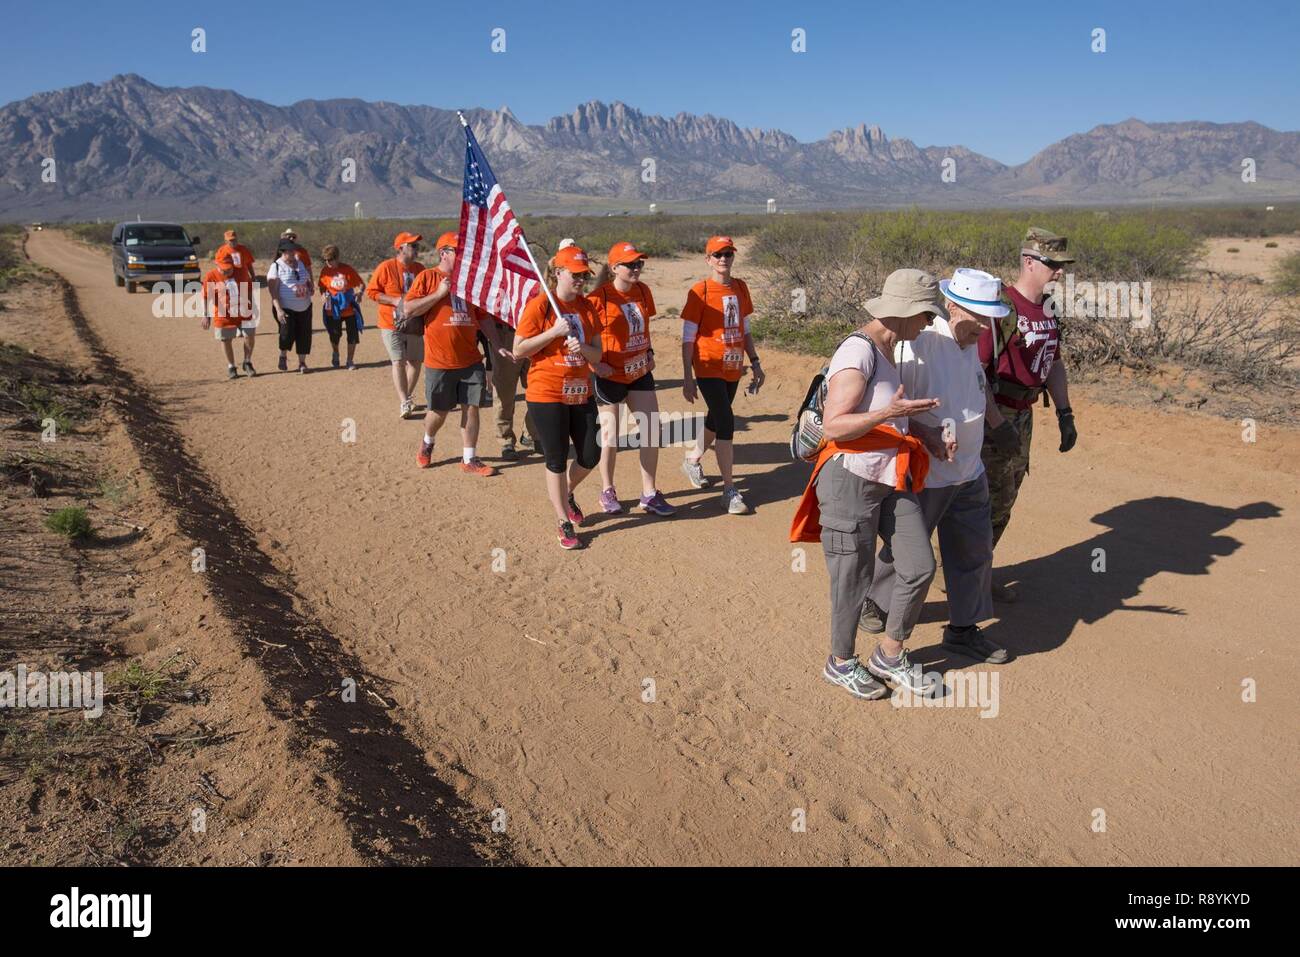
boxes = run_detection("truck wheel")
[114,273,125,288]
[126,281,138,294]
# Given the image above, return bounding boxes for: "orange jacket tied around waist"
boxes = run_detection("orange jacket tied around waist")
[789,426,930,543]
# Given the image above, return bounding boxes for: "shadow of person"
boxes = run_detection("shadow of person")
[978,497,1281,658]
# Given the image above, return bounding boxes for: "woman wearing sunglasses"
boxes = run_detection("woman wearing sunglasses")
[679,236,765,514]
[585,242,676,518]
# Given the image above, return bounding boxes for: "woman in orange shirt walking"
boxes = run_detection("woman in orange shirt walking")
[586,242,675,517]
[680,236,766,514]
[512,245,606,549]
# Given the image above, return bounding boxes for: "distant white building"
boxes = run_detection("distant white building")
[354,201,364,219]
[767,198,776,214]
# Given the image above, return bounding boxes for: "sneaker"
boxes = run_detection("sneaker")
[332,352,341,369]
[859,598,885,635]
[500,443,517,461]
[822,656,889,700]
[277,355,288,372]
[566,494,585,526]
[242,360,257,377]
[599,487,622,514]
[460,457,499,477]
[399,399,415,420]
[992,581,1018,604]
[942,625,1010,664]
[519,433,536,452]
[681,457,708,489]
[227,365,239,380]
[866,646,936,696]
[557,521,582,550]
[638,490,676,516]
[346,361,357,371]
[416,441,433,469]
[723,488,750,515]
[299,364,309,375]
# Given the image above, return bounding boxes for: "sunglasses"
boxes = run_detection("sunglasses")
[1028,254,1065,269]
[711,251,735,260]
[619,260,645,269]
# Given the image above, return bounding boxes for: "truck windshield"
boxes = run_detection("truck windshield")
[124,225,190,247]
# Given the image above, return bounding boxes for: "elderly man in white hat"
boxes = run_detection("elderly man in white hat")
[860,268,1020,665]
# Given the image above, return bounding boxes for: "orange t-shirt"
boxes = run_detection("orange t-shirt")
[213,243,256,283]
[681,277,753,382]
[365,257,426,330]
[588,281,657,385]
[202,269,254,328]
[318,263,364,317]
[408,270,485,370]
[516,293,600,405]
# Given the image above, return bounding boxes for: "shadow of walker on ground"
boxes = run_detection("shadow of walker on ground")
[974,496,1282,659]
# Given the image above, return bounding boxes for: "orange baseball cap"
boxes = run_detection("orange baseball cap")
[553,244,591,274]
[705,235,736,255]
[393,231,423,249]
[608,241,647,267]
[435,231,459,251]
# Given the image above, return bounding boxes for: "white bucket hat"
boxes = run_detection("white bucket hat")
[938,268,1010,318]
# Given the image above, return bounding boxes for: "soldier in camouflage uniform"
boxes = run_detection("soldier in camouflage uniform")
[978,227,1080,602]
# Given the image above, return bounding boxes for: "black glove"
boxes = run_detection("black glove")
[989,419,1020,455]
[1057,409,1078,453]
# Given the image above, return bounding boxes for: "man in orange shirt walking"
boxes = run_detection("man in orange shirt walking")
[212,228,259,374]
[366,232,426,418]
[403,232,511,476]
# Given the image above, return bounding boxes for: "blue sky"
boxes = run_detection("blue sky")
[3,0,1297,164]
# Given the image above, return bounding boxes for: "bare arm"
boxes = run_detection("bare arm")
[513,320,569,359]
[822,370,939,443]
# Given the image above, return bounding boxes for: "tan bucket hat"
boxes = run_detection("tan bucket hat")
[1021,226,1076,263]
[864,268,946,320]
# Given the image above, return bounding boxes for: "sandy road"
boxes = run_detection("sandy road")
[26,229,1300,865]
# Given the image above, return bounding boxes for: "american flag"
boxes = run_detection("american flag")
[451,120,540,328]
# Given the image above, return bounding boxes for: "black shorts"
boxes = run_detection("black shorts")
[323,313,360,345]
[595,372,655,405]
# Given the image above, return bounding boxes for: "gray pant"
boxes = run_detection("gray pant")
[816,456,936,659]
[869,472,993,628]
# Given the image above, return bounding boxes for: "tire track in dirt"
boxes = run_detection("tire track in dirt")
[52,271,512,866]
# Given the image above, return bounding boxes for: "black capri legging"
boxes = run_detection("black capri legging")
[277,305,313,355]
[697,377,740,441]
[528,398,599,474]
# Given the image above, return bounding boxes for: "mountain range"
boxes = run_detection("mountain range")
[3,74,1298,221]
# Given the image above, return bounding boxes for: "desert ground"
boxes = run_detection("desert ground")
[7,228,1298,866]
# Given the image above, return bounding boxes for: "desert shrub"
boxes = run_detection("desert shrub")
[1275,253,1300,296]
[1226,247,1240,253]
[45,506,92,540]
[1265,241,1279,248]
[1062,278,1299,387]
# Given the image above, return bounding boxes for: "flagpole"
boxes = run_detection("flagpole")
[457,111,571,331]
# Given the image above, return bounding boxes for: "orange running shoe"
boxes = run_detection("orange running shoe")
[460,457,498,477]
[416,440,433,469]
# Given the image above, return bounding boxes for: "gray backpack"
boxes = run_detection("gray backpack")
[790,333,876,462]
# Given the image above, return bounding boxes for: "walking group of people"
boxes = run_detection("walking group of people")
[790,227,1080,701]
[200,227,364,377]
[201,228,767,550]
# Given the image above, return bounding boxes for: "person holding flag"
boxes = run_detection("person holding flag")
[587,242,675,517]
[366,232,426,418]
[318,244,365,370]
[405,232,511,476]
[513,245,606,549]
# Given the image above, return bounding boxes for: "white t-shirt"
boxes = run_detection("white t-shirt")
[268,258,312,311]
[894,316,987,488]
[826,335,907,487]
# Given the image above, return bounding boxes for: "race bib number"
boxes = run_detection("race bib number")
[561,378,590,405]
[722,348,744,370]
[231,252,243,268]
[623,353,650,378]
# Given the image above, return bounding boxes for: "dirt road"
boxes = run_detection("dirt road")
[24,230,1300,865]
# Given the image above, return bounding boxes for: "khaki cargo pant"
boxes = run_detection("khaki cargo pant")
[980,405,1034,550]
[490,325,536,444]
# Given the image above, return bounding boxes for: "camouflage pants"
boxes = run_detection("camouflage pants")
[981,405,1034,550]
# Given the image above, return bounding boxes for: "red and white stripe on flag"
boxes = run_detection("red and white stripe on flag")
[452,184,540,328]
